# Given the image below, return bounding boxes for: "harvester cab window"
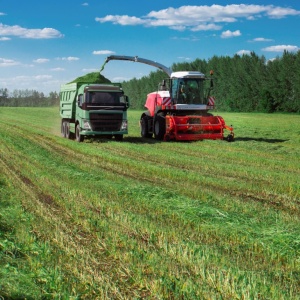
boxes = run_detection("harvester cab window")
[174,79,205,104]
[171,79,181,103]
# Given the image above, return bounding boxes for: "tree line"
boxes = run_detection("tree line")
[1,51,299,112]
[0,89,59,107]
[122,51,300,113]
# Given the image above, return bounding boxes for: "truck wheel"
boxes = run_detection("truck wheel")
[65,122,70,139]
[61,120,67,138]
[141,116,152,138]
[154,115,165,140]
[115,134,123,141]
[75,124,84,142]
[65,122,74,140]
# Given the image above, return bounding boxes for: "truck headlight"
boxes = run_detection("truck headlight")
[83,120,91,130]
[121,120,128,130]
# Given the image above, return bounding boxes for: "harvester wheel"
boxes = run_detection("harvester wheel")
[75,124,84,142]
[226,133,234,142]
[154,115,166,140]
[141,116,152,138]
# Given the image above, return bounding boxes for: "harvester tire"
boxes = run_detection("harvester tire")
[154,115,165,140]
[141,116,152,138]
[75,124,84,142]
[226,134,234,142]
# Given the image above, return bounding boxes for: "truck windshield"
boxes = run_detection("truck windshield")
[172,79,205,104]
[86,91,126,106]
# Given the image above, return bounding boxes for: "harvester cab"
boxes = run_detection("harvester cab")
[100,55,234,142]
[169,71,207,105]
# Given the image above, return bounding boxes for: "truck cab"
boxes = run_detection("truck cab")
[60,83,129,142]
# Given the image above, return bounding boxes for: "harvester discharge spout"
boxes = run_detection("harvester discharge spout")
[100,55,172,77]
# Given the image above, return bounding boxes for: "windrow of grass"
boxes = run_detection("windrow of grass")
[0,107,299,299]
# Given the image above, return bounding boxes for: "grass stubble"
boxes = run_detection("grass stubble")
[0,107,299,299]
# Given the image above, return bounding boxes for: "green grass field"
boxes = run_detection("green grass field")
[0,107,299,299]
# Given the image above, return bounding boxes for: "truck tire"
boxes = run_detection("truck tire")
[61,120,67,138]
[114,134,123,141]
[141,116,152,138]
[75,124,84,142]
[65,122,74,140]
[154,115,165,140]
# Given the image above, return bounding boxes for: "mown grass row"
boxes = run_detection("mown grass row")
[0,107,299,299]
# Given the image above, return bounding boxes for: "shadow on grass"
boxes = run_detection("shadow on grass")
[123,137,161,144]
[90,136,288,144]
[235,137,288,143]
[91,136,199,144]
[87,136,162,144]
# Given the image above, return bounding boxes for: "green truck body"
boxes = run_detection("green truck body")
[60,82,129,142]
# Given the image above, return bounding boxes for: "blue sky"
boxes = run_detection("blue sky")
[1,0,299,94]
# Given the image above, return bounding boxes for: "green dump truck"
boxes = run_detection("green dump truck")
[60,82,129,142]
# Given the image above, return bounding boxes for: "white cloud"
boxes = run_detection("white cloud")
[191,23,222,32]
[1,75,52,84]
[221,30,241,38]
[51,68,65,71]
[56,56,79,61]
[177,56,191,61]
[82,68,98,72]
[82,2,89,6]
[33,58,50,64]
[252,37,273,42]
[93,50,115,55]
[35,75,52,80]
[266,6,300,19]
[0,37,10,41]
[169,25,186,31]
[236,50,251,55]
[262,45,300,52]
[0,23,64,39]
[172,36,200,42]
[0,57,20,67]
[95,4,300,32]
[96,15,145,26]
[0,74,59,94]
